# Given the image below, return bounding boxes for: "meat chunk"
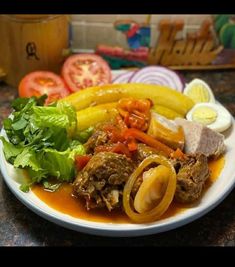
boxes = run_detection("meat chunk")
[175,118,225,158]
[84,130,108,154]
[133,143,210,204]
[73,152,135,211]
[132,143,159,164]
[172,154,210,203]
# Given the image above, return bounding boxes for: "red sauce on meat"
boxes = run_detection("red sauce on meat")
[32,156,225,223]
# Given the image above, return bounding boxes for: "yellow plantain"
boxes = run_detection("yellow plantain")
[60,83,194,116]
[76,102,118,131]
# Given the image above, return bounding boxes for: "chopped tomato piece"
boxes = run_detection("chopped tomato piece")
[75,155,91,170]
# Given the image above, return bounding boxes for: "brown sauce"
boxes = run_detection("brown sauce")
[32,156,225,223]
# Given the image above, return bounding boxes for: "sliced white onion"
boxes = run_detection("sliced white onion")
[129,66,184,92]
[112,71,136,84]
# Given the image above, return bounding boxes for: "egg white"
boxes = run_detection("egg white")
[186,102,232,133]
[184,78,216,103]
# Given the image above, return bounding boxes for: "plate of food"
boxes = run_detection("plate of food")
[0,54,235,237]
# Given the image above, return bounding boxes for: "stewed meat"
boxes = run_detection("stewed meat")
[133,143,210,203]
[132,143,159,164]
[73,152,135,211]
[84,130,108,154]
[171,153,210,203]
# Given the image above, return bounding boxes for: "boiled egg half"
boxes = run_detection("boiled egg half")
[186,102,232,133]
[184,78,215,103]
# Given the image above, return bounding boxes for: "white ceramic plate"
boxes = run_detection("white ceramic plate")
[1,82,235,237]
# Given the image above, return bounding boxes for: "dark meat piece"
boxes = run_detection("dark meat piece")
[73,152,135,211]
[132,143,159,164]
[84,130,108,154]
[172,154,210,203]
[133,143,210,204]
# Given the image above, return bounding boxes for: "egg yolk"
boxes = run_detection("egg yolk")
[187,83,210,103]
[192,106,217,125]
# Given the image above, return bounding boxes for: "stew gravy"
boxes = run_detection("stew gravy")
[32,156,225,223]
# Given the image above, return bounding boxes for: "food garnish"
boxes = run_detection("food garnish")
[186,102,232,133]
[112,70,136,83]
[183,78,215,103]
[61,54,112,92]
[1,96,85,191]
[133,165,171,213]
[123,154,176,223]
[18,71,70,105]
[113,66,184,92]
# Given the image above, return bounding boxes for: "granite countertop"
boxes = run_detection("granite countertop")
[0,70,235,246]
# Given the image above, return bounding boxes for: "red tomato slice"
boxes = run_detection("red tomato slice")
[18,71,70,105]
[61,54,112,92]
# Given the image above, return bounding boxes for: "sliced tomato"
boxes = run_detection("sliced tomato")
[61,54,112,92]
[18,71,70,105]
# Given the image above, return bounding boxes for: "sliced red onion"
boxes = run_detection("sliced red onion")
[177,72,186,91]
[112,71,136,84]
[129,66,184,92]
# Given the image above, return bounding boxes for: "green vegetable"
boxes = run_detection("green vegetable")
[0,96,85,192]
[76,127,94,143]
[42,181,61,192]
[19,184,30,193]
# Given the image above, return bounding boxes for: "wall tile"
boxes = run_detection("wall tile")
[71,22,128,50]
[116,14,153,23]
[70,14,213,25]
[70,15,213,50]
[186,14,212,25]
[150,15,173,24]
[71,22,86,49]
[70,15,118,23]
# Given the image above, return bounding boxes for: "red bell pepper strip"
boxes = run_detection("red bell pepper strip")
[123,128,174,157]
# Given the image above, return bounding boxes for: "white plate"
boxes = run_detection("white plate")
[1,123,235,237]
[1,90,235,237]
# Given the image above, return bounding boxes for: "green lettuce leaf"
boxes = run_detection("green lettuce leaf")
[76,126,94,143]
[1,96,85,191]
[0,136,23,164]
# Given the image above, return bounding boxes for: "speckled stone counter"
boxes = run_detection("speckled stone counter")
[0,70,235,246]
